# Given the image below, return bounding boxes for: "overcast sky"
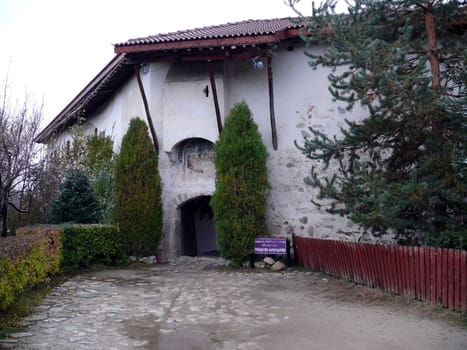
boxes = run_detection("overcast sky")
[0,0,327,126]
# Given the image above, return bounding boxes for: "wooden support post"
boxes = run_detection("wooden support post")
[134,64,159,153]
[208,61,223,134]
[267,55,278,150]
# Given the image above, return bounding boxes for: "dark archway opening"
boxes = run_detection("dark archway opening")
[181,196,219,257]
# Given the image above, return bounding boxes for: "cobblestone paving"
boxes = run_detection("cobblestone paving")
[2,257,466,350]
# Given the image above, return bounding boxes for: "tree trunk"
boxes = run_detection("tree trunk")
[0,190,7,237]
[423,6,441,90]
[423,4,447,234]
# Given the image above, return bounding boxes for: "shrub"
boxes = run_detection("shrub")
[0,228,61,310]
[83,132,116,224]
[0,260,15,310]
[114,118,163,256]
[48,170,101,224]
[0,225,126,310]
[60,225,127,269]
[211,102,269,266]
[428,229,467,250]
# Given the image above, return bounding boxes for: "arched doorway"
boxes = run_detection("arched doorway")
[180,196,218,256]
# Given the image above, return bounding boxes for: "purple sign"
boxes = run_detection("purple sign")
[254,238,287,255]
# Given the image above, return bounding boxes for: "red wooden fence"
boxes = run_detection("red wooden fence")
[292,235,467,312]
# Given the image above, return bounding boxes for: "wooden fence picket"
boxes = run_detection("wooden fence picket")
[292,235,467,312]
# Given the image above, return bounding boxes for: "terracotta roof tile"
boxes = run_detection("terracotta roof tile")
[115,18,302,47]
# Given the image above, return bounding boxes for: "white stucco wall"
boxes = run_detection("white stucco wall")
[262,44,361,240]
[54,40,392,258]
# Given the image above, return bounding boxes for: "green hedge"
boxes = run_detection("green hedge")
[0,224,127,311]
[0,228,61,310]
[60,225,128,269]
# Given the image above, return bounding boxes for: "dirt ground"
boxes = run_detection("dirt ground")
[246,268,467,350]
[4,259,467,350]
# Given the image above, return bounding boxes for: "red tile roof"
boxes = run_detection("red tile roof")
[115,18,302,48]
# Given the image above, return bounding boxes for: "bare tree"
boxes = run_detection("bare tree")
[0,77,44,237]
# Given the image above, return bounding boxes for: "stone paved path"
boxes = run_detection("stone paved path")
[2,257,466,350]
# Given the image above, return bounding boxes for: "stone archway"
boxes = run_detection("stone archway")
[162,137,216,259]
[180,195,218,257]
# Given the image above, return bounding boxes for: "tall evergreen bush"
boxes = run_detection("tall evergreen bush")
[211,102,269,266]
[48,170,101,224]
[114,118,162,256]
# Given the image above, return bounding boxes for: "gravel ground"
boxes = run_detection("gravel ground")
[2,257,466,350]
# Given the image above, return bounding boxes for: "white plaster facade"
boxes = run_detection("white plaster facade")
[39,20,385,258]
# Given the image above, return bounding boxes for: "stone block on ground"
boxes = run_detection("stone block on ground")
[255,261,266,269]
[270,261,286,272]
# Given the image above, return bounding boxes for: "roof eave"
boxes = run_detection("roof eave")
[37,27,302,144]
[114,29,300,54]
[36,54,128,143]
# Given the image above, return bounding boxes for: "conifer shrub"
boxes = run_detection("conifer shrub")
[211,102,269,266]
[428,229,467,251]
[114,118,162,256]
[48,170,101,224]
